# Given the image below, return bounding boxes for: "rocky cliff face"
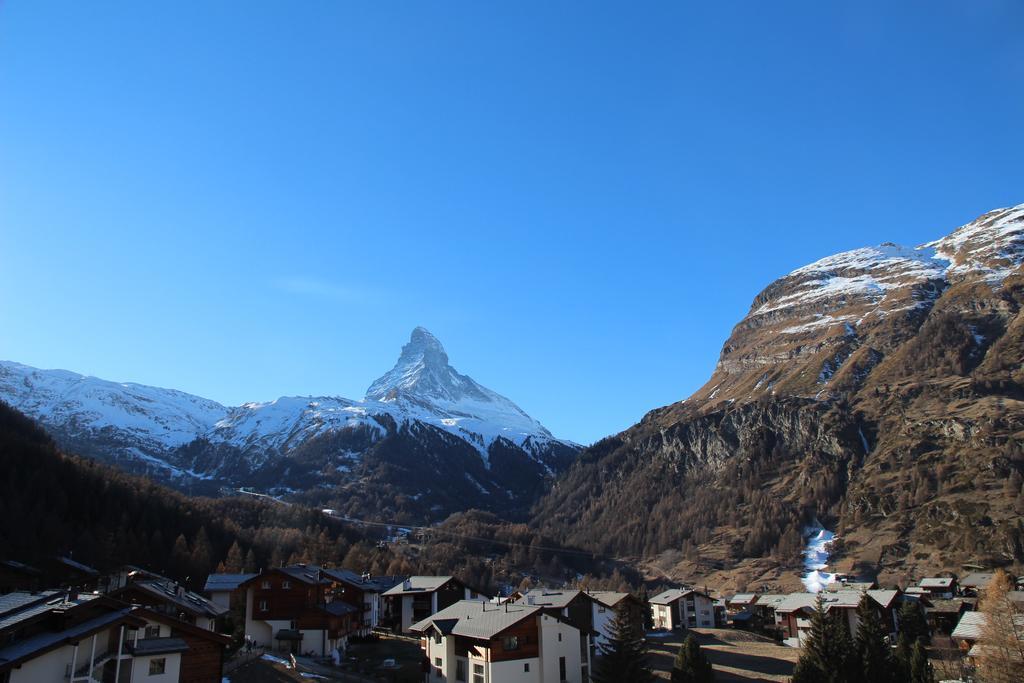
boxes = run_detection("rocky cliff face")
[0,328,578,520]
[536,204,1024,589]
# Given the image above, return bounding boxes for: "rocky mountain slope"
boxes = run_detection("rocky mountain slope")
[535,203,1024,591]
[0,327,578,520]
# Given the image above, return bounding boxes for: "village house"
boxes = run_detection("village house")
[958,571,997,596]
[111,576,227,632]
[0,561,41,595]
[237,566,359,657]
[725,593,757,629]
[382,576,488,634]
[773,589,900,647]
[202,573,257,611]
[727,593,758,613]
[752,594,787,635]
[38,557,100,592]
[586,591,644,648]
[320,568,404,636]
[650,588,715,630]
[0,590,228,683]
[916,576,958,599]
[921,597,970,636]
[508,589,596,679]
[949,610,1024,668]
[410,600,586,683]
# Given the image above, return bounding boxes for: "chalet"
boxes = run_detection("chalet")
[509,589,595,678]
[202,573,256,611]
[727,593,758,613]
[650,588,715,630]
[101,565,167,594]
[959,571,997,596]
[111,577,227,632]
[753,594,787,630]
[320,568,404,635]
[131,608,230,683]
[586,591,644,649]
[238,566,359,657]
[410,600,586,683]
[916,576,958,599]
[0,591,143,683]
[922,598,969,636]
[826,581,877,593]
[774,590,900,647]
[0,561,41,595]
[382,576,488,634]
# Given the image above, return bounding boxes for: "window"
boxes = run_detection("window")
[598,606,606,613]
[261,580,271,589]
[456,659,466,682]
[559,656,566,682]
[503,635,519,650]
[433,631,442,645]
[472,663,484,683]
[557,632,562,642]
[434,657,443,677]
[523,663,530,672]
[148,658,166,675]
[282,580,291,589]
[144,625,160,639]
[259,600,269,612]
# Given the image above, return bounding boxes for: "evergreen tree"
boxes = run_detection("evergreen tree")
[855,593,892,683]
[909,640,934,683]
[791,595,856,683]
[638,585,654,631]
[671,634,715,682]
[592,604,654,683]
[897,599,929,644]
[893,633,913,682]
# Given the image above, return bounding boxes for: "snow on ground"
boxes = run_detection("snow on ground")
[801,526,838,593]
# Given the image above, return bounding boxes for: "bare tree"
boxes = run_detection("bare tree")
[976,569,1024,683]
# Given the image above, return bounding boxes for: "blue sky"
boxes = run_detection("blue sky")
[1,1,1022,444]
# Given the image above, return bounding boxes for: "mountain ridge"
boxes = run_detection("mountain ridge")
[535,202,1024,592]
[0,328,578,519]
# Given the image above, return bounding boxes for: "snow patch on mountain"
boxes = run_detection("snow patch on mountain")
[0,328,570,480]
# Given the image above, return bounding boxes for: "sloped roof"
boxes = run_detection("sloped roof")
[773,590,898,614]
[588,591,630,608]
[952,611,986,641]
[0,592,97,631]
[53,556,98,576]
[919,577,955,589]
[203,573,257,592]
[383,576,455,596]
[0,607,142,671]
[650,588,708,605]
[754,594,788,608]
[324,602,358,617]
[926,599,968,615]
[0,560,40,577]
[320,568,405,593]
[409,600,542,640]
[729,593,758,605]
[516,589,588,609]
[120,579,227,618]
[959,572,996,589]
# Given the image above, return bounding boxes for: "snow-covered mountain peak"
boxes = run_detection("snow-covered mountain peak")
[365,327,488,404]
